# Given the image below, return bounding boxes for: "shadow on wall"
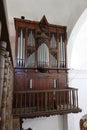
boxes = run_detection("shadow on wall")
[23,128,32,130]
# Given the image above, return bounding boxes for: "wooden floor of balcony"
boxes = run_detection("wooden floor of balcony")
[13,88,82,118]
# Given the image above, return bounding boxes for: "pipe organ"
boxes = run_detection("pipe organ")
[13,16,81,117]
[15,16,66,69]
[14,15,67,90]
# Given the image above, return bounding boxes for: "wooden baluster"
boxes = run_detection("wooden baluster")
[63,91,65,109]
[58,91,60,109]
[59,91,61,109]
[76,89,78,108]
[16,94,18,109]
[29,93,30,108]
[48,92,49,110]
[37,93,39,111]
[48,92,50,110]
[20,93,22,114]
[74,89,76,107]
[56,91,58,110]
[33,93,35,111]
[66,90,68,109]
[69,90,71,109]
[72,89,75,108]
[36,93,38,111]
[24,93,26,113]
[29,93,32,112]
[45,92,47,111]
[41,92,43,111]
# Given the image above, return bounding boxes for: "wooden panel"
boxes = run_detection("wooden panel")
[33,78,53,90]
[14,69,68,91]
[26,77,58,90]
[59,73,67,88]
[15,72,26,91]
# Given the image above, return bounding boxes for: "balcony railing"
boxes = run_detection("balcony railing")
[13,88,81,118]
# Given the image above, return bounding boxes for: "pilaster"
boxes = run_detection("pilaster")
[0,41,7,115]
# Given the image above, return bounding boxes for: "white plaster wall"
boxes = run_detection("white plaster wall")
[68,70,87,130]
[67,8,87,68]
[67,8,87,130]
[22,115,64,130]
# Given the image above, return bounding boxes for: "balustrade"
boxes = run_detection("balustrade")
[13,88,81,117]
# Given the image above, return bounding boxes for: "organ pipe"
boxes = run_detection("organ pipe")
[62,41,65,67]
[60,35,63,67]
[20,29,23,66]
[17,37,20,65]
[37,43,49,68]
[59,35,65,68]
[22,38,25,66]
[17,29,25,67]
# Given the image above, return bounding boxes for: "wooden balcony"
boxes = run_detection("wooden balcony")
[13,88,81,118]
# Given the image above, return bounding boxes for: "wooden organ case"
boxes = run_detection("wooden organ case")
[13,16,81,118]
